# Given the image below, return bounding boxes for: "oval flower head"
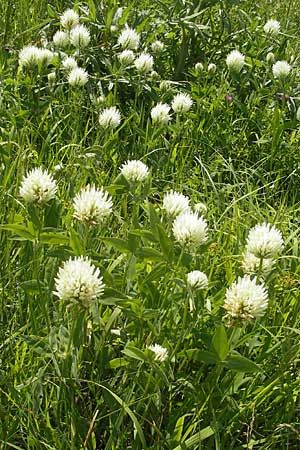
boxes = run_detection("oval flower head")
[272,60,291,79]
[162,190,190,217]
[53,30,69,48]
[68,67,89,87]
[147,344,168,362]
[73,185,113,225]
[171,93,193,113]
[226,50,245,73]
[263,19,280,36]
[245,222,284,259]
[70,25,90,48]
[223,275,268,321]
[187,270,208,289]
[242,252,274,277]
[120,160,149,183]
[118,49,135,65]
[19,168,57,205]
[60,8,80,30]
[54,257,105,308]
[134,53,154,73]
[118,27,140,50]
[151,103,171,126]
[99,106,121,130]
[172,211,208,248]
[62,56,78,72]
[19,45,40,68]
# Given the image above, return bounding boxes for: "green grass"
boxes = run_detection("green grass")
[0,0,300,449]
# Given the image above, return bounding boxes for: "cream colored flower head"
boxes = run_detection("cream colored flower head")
[172,212,208,248]
[73,185,113,225]
[54,257,105,308]
[120,160,149,183]
[162,190,190,217]
[224,276,268,321]
[245,223,283,258]
[19,168,57,204]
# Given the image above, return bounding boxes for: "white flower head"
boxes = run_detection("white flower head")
[194,202,207,215]
[36,48,54,66]
[53,30,70,48]
[68,67,89,87]
[245,222,284,258]
[60,8,80,30]
[118,49,135,65]
[151,103,171,126]
[264,19,280,36]
[266,52,275,64]
[242,252,274,276]
[62,56,78,71]
[226,50,245,73]
[172,212,208,248]
[19,168,57,204]
[224,275,268,321]
[99,106,121,129]
[118,27,140,50]
[73,185,113,225]
[19,45,40,67]
[151,40,164,53]
[162,190,190,217]
[171,93,193,113]
[195,62,204,72]
[134,53,154,73]
[48,71,56,86]
[272,60,291,79]
[147,344,168,362]
[54,257,105,308]
[207,63,216,72]
[120,160,149,183]
[70,25,90,48]
[187,270,208,289]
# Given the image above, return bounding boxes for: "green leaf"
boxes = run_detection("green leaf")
[0,224,36,241]
[223,353,261,373]
[100,383,147,448]
[100,237,131,254]
[69,228,84,255]
[212,324,229,361]
[174,415,185,442]
[129,229,158,243]
[108,358,129,369]
[122,346,146,362]
[39,231,69,245]
[173,426,214,450]
[147,202,160,235]
[19,280,45,293]
[136,247,163,261]
[156,224,174,261]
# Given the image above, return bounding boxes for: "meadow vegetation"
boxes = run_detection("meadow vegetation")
[0,0,300,449]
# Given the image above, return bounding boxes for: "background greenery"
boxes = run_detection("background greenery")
[0,0,300,449]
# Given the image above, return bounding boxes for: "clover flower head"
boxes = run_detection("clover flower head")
[187,270,208,289]
[68,67,88,86]
[73,185,113,225]
[54,257,105,308]
[162,190,190,217]
[120,160,149,183]
[147,344,168,362]
[245,222,284,258]
[172,212,208,248]
[224,276,268,321]
[99,106,121,129]
[19,168,57,204]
